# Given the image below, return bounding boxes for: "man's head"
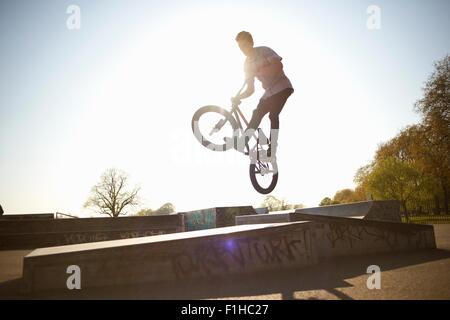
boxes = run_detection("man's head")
[235,31,254,56]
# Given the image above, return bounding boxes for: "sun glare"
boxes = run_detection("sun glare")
[46,3,385,215]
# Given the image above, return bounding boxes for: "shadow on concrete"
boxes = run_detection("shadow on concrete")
[3,248,449,300]
[0,279,23,299]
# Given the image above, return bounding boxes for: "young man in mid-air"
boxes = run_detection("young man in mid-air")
[229,31,294,159]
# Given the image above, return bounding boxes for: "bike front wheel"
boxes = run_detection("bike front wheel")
[191,105,239,152]
[249,160,278,194]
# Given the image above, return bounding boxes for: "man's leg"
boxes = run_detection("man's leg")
[231,90,292,153]
[232,98,271,153]
[267,88,294,157]
[247,99,271,130]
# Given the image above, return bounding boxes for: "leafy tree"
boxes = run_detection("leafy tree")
[415,55,450,133]
[362,157,436,212]
[414,55,449,213]
[333,189,354,203]
[156,203,176,215]
[261,195,303,211]
[352,56,449,215]
[333,188,366,204]
[136,203,176,216]
[320,186,367,207]
[319,197,333,206]
[354,185,369,201]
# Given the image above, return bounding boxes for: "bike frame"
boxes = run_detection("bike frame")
[230,81,248,130]
[229,82,271,163]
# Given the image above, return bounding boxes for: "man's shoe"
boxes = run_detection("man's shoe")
[260,144,278,162]
[250,149,275,163]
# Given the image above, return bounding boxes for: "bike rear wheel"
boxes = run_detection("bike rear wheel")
[249,160,278,194]
[191,105,239,152]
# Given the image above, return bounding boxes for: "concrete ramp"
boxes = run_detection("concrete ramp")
[22,215,436,293]
[22,222,316,293]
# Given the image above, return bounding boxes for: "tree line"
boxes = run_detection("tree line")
[321,55,449,215]
[83,57,448,217]
[82,168,304,217]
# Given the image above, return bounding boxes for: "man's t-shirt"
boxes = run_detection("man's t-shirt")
[244,46,293,100]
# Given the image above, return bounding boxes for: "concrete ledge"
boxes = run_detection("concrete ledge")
[237,212,436,254]
[236,201,402,225]
[237,211,435,254]
[0,215,184,250]
[254,207,269,214]
[292,213,436,259]
[236,212,292,225]
[295,200,401,222]
[0,214,55,220]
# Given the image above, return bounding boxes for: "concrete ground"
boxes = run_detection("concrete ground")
[0,224,449,300]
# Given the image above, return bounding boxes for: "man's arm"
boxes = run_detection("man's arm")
[233,59,256,102]
[234,58,281,103]
[237,78,255,100]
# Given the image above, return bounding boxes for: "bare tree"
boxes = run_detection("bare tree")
[84,168,140,217]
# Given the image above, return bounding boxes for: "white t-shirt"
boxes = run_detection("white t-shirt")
[244,46,293,99]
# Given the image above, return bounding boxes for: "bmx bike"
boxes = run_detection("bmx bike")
[191,83,278,194]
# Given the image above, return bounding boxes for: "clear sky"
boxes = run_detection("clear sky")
[1,0,449,216]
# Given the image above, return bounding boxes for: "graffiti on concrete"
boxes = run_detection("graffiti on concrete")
[171,228,313,279]
[62,230,167,245]
[184,208,216,231]
[119,230,166,239]
[63,232,109,245]
[324,223,430,251]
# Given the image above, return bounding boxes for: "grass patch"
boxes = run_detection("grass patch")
[401,215,450,224]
